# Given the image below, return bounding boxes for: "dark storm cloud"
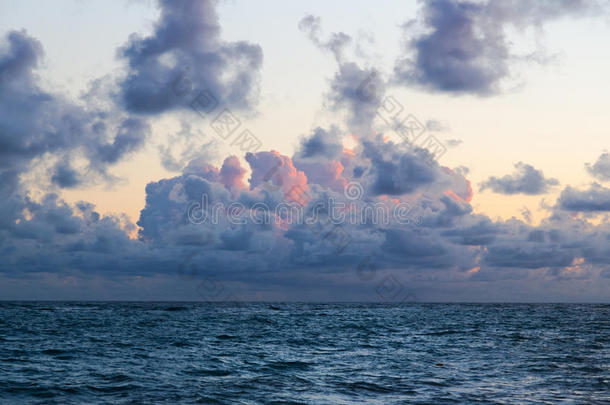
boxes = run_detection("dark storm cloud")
[118,0,262,114]
[480,162,559,195]
[394,0,600,95]
[586,152,610,182]
[557,184,610,212]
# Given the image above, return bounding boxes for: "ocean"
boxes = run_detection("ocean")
[0,302,608,404]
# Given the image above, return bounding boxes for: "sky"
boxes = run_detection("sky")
[1,0,609,301]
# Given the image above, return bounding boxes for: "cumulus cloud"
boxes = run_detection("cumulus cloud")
[586,152,610,182]
[2,133,610,300]
[361,137,437,196]
[557,183,610,212]
[0,192,149,277]
[292,127,351,193]
[118,0,263,114]
[1,4,610,301]
[480,162,559,195]
[219,156,247,190]
[133,138,481,279]
[295,127,343,160]
[0,30,149,192]
[394,0,600,95]
[245,150,308,194]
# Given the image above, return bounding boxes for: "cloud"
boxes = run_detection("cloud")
[219,155,247,190]
[0,28,154,291]
[299,15,386,135]
[2,136,610,301]
[295,127,343,160]
[0,30,150,191]
[158,121,217,172]
[395,0,508,95]
[292,127,350,193]
[586,152,610,182]
[362,137,438,196]
[440,216,498,246]
[426,119,449,132]
[0,191,148,276]
[132,135,480,283]
[50,160,81,189]
[298,15,352,61]
[484,243,575,269]
[118,0,263,114]
[520,206,533,224]
[1,7,610,301]
[327,63,385,135]
[245,150,308,194]
[557,183,610,212]
[93,118,150,165]
[480,162,559,195]
[394,0,600,95]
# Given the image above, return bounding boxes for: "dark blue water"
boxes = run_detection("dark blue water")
[0,303,608,404]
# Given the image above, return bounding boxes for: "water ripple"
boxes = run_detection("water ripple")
[0,302,608,404]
